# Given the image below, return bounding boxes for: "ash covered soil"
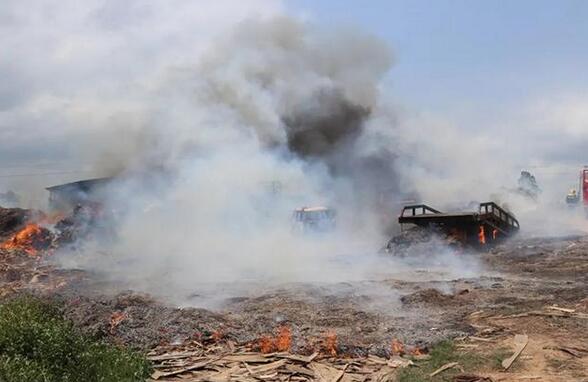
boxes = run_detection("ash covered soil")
[1,229,586,363]
[1,201,587,381]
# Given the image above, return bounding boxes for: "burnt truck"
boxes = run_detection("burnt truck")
[391,201,520,250]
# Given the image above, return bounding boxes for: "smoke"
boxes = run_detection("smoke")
[390,98,588,236]
[44,13,414,304]
[5,1,587,308]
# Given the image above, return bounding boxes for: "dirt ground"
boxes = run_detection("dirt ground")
[1,230,587,381]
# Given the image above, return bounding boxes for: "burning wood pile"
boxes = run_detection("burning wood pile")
[147,335,425,381]
[0,206,90,297]
[0,203,107,257]
[0,223,53,255]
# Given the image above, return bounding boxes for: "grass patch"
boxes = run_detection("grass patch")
[0,295,151,382]
[490,347,512,370]
[397,340,486,382]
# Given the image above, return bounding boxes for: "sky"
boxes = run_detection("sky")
[1,0,588,206]
[288,0,588,117]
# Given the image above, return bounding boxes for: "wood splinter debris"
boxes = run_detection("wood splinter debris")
[501,334,528,370]
[429,362,459,377]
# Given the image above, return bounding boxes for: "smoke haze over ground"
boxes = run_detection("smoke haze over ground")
[2,1,588,306]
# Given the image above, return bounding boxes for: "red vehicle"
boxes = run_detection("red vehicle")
[582,167,588,205]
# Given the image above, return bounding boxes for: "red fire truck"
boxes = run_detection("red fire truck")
[582,167,588,206]
[567,166,588,205]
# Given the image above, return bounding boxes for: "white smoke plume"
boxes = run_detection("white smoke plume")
[41,10,410,302]
[3,1,588,307]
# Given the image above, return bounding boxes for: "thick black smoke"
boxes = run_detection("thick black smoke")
[283,88,369,157]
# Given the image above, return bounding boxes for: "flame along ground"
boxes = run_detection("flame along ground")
[0,223,51,255]
[258,325,293,353]
[0,212,68,256]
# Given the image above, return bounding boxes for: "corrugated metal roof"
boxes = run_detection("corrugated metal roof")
[46,177,113,192]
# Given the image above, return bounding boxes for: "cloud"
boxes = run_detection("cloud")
[0,0,283,166]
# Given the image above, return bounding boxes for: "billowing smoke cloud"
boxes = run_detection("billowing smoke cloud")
[4,1,587,307]
[42,12,408,302]
[0,0,284,201]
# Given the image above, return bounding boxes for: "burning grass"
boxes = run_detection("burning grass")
[0,296,151,382]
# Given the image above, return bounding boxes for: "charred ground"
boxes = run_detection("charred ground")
[0,206,586,381]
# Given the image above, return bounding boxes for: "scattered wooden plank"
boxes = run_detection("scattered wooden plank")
[223,354,274,363]
[547,306,575,313]
[493,311,588,320]
[387,356,413,368]
[284,364,315,378]
[429,362,459,377]
[333,363,348,382]
[147,352,203,362]
[366,355,388,365]
[502,334,528,370]
[205,365,243,382]
[275,352,318,364]
[453,374,494,382]
[468,336,494,343]
[310,362,348,382]
[151,358,218,379]
[248,359,287,375]
[544,345,588,358]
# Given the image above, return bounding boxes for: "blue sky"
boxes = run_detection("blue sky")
[288,0,588,116]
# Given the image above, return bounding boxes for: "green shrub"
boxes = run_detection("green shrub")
[0,296,151,382]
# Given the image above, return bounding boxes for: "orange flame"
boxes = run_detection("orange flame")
[478,226,486,245]
[275,326,292,352]
[211,330,223,342]
[109,311,127,334]
[410,347,425,356]
[259,336,274,353]
[391,338,405,355]
[257,325,292,353]
[0,223,50,255]
[323,331,338,357]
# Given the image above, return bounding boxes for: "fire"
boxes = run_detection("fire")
[259,336,274,353]
[109,311,127,334]
[275,326,292,352]
[478,225,486,245]
[391,338,405,355]
[211,330,223,342]
[323,331,337,357]
[0,223,52,255]
[257,325,292,353]
[410,347,425,356]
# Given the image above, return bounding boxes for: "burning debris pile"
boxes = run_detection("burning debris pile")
[0,207,38,241]
[0,207,55,255]
[146,339,423,382]
[0,205,106,298]
[1,223,53,256]
[385,202,521,254]
[0,203,109,257]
